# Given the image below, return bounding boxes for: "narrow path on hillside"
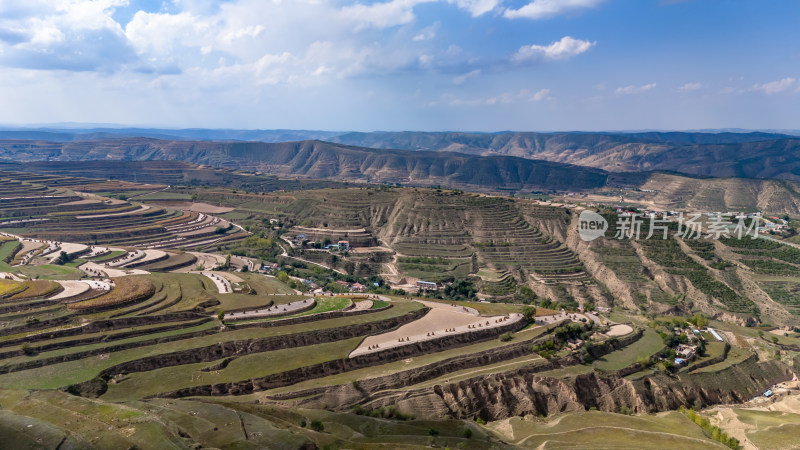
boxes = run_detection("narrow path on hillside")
[127,184,171,199]
[277,241,347,275]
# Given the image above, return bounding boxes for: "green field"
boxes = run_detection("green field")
[0,301,424,390]
[102,336,365,401]
[593,328,662,372]
[15,264,85,280]
[497,411,726,449]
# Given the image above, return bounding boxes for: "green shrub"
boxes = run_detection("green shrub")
[522,305,536,321]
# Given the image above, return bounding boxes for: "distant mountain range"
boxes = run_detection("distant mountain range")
[0,138,611,191]
[5,134,800,213]
[0,127,342,143]
[5,127,800,180]
[330,131,800,179]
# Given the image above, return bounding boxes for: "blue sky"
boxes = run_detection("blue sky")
[0,0,798,131]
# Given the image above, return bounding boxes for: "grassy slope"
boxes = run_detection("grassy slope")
[498,410,725,449]
[0,301,423,389]
[593,328,663,372]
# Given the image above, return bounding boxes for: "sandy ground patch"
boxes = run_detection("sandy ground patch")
[50,280,91,300]
[349,246,393,254]
[79,261,148,277]
[606,323,634,337]
[213,271,243,283]
[47,243,88,262]
[74,191,127,205]
[230,255,256,272]
[0,272,25,281]
[535,311,602,326]
[15,239,45,264]
[486,418,515,442]
[122,250,168,267]
[187,202,234,214]
[85,246,111,258]
[769,327,793,336]
[226,297,316,320]
[155,202,234,214]
[350,300,521,357]
[170,252,226,272]
[351,300,373,311]
[107,250,144,267]
[201,271,232,293]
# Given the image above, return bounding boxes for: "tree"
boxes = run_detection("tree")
[277,271,289,283]
[689,313,709,328]
[309,420,324,432]
[517,286,537,303]
[217,311,225,322]
[54,251,72,265]
[522,306,536,322]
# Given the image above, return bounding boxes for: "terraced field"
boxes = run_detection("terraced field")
[639,236,756,314]
[0,173,245,252]
[1,172,798,448]
[490,411,727,449]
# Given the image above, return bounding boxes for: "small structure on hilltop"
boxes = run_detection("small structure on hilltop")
[417,280,439,291]
[707,327,724,342]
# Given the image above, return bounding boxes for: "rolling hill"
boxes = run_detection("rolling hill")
[0,138,610,192]
[331,131,800,180]
[6,138,800,213]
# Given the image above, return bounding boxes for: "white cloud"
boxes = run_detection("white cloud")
[527,88,551,102]
[447,88,551,106]
[504,0,603,20]
[412,22,439,41]
[615,83,657,94]
[338,0,499,29]
[339,0,428,30]
[678,82,702,92]
[453,69,481,84]
[751,78,796,95]
[0,0,133,70]
[125,11,212,56]
[512,36,595,63]
[447,0,501,16]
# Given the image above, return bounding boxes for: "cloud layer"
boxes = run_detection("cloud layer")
[0,0,798,131]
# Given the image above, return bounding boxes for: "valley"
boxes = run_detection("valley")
[0,163,799,449]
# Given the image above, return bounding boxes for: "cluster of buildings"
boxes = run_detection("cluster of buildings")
[290,234,350,251]
[670,325,726,367]
[416,280,440,291]
[334,279,366,292]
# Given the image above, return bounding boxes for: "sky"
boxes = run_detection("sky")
[0,0,799,132]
